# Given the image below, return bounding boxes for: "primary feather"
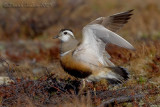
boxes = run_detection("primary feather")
[89,9,133,32]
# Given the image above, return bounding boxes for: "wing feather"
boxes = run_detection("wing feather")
[89,10,133,32]
[73,10,134,67]
[85,24,135,50]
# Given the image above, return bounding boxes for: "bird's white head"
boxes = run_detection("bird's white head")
[54,29,75,42]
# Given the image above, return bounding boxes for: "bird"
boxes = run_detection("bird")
[53,10,135,88]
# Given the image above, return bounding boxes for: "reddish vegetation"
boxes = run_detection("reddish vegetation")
[0,70,159,106]
[0,40,160,106]
[5,47,59,63]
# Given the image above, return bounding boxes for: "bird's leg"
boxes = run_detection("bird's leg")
[82,79,86,90]
[78,79,86,95]
[93,82,97,96]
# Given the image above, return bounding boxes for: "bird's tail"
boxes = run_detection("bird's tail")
[104,66,130,85]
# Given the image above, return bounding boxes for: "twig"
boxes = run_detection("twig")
[0,56,16,82]
[98,94,145,107]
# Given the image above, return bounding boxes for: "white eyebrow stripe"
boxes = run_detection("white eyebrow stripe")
[65,30,74,38]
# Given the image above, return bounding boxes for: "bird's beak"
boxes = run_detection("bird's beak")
[53,35,59,39]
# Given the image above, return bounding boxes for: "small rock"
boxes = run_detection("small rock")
[0,76,13,85]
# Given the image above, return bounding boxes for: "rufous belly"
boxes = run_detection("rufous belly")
[60,52,92,78]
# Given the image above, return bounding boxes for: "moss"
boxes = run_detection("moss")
[138,76,147,84]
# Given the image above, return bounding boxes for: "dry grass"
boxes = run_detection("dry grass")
[0,39,159,107]
[0,0,160,40]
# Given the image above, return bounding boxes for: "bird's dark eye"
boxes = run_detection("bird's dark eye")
[64,32,67,35]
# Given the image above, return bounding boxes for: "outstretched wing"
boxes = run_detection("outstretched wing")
[87,24,135,50]
[73,24,134,66]
[73,10,134,67]
[89,10,133,32]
